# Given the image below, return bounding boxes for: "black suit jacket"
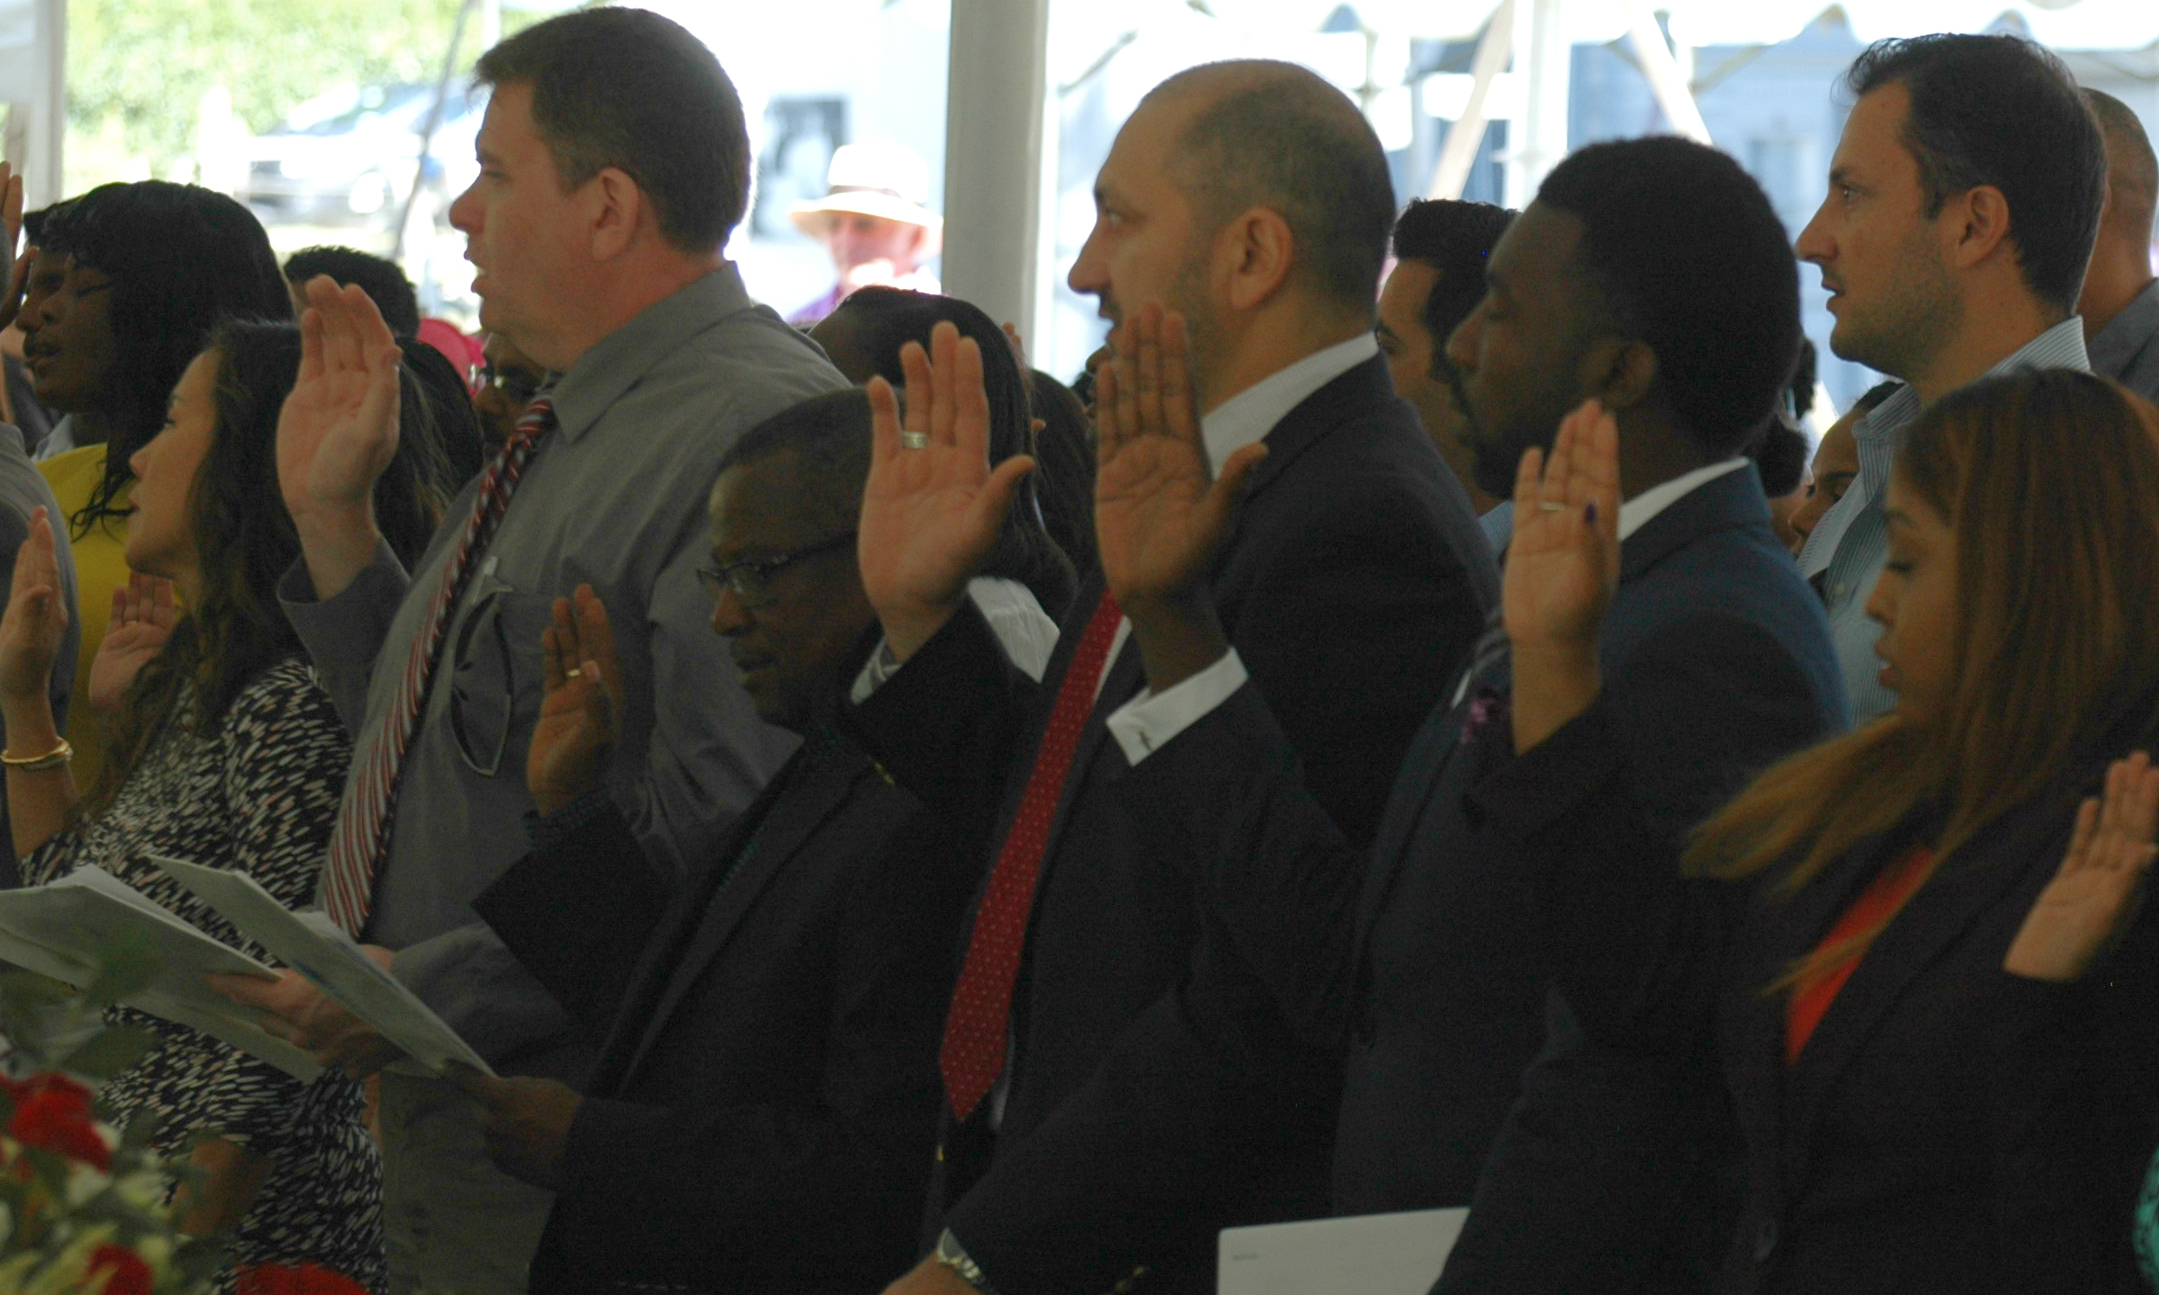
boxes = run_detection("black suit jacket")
[1493,666,2159,1294]
[847,354,1496,1294]
[474,729,983,1295]
[1122,465,1844,1294]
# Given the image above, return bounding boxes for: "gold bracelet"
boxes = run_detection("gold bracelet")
[1,737,73,771]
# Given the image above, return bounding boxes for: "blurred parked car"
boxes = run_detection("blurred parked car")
[241,82,488,225]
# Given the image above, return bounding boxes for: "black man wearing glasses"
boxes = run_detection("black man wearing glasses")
[453,387,1058,1295]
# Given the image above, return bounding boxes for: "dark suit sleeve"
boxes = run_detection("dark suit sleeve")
[948,483,1491,1295]
[1984,899,2159,1294]
[472,799,676,1043]
[841,598,1037,822]
[539,809,965,1289]
[1435,613,1837,1295]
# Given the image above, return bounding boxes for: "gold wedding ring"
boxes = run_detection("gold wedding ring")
[564,667,583,680]
[901,431,930,450]
[1538,501,1567,512]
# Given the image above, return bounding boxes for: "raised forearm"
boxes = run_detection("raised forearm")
[1510,641,1602,755]
[1125,591,1229,695]
[291,502,384,603]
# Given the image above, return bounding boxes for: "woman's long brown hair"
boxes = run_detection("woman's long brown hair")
[1684,370,2159,986]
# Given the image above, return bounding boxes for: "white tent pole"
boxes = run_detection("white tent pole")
[1506,0,1569,209]
[1627,5,1712,143]
[25,0,63,207]
[1427,0,1515,202]
[941,0,1051,340]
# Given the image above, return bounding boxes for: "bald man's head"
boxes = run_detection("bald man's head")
[2085,89,2158,242]
[1140,60,1396,315]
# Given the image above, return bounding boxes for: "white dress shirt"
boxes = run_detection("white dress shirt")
[1107,456,1751,765]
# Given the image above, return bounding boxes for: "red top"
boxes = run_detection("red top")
[1785,846,1935,1065]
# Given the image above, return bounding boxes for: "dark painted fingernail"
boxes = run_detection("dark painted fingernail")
[1584,502,1599,525]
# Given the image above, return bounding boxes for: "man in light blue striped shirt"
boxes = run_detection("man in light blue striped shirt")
[1794,34,2106,721]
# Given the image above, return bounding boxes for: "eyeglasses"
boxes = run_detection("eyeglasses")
[696,531,856,608]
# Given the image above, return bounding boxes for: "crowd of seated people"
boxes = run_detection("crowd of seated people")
[1,8,2158,1295]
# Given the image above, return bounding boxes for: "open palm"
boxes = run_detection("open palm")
[1502,401,1622,655]
[1094,305,1263,611]
[277,276,401,527]
[0,508,68,705]
[858,322,1033,651]
[526,584,628,817]
[2004,751,2159,983]
[88,573,178,714]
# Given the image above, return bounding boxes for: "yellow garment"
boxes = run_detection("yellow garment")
[37,444,132,794]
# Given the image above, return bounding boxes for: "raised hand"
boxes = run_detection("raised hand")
[526,584,627,817]
[278,276,399,520]
[858,321,1035,660]
[2004,752,2159,983]
[1095,305,1264,615]
[1504,402,1622,754]
[1503,400,1622,655]
[0,507,69,706]
[88,573,179,714]
[0,161,27,334]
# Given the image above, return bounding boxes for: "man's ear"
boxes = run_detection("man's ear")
[589,167,645,261]
[1586,336,1659,412]
[1222,206,1296,312]
[1943,184,2013,271]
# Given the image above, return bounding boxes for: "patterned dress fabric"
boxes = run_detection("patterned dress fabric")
[19,657,383,1292]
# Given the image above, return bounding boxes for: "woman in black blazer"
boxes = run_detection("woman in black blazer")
[1485,370,2159,1295]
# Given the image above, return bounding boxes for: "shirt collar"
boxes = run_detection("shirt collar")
[2088,279,2159,382]
[1857,314,2092,445]
[1197,333,1378,471]
[543,264,756,443]
[1617,457,1750,541]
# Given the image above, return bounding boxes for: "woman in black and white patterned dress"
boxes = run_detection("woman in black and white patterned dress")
[0,316,456,1291]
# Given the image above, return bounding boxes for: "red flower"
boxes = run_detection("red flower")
[236,1262,372,1295]
[86,1244,153,1295]
[7,1073,108,1171]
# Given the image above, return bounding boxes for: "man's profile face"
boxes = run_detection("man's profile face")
[1378,259,1480,494]
[706,454,876,733]
[1068,96,1217,366]
[1444,202,1608,498]
[1794,81,1962,381]
[448,81,591,370]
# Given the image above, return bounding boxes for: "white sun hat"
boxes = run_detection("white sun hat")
[788,141,944,255]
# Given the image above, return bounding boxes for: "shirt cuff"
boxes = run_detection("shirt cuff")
[1105,648,1247,766]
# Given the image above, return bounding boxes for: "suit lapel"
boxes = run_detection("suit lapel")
[611,744,875,1083]
[1776,794,2073,1168]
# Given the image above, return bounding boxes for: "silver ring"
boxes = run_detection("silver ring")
[563,667,583,680]
[900,431,930,450]
[1538,501,1567,513]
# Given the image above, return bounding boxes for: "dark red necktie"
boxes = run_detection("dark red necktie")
[939,590,1125,1120]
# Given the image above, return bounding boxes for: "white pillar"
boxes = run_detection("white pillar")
[23,0,63,207]
[1504,0,1568,209]
[1428,0,1513,202]
[941,0,1051,337]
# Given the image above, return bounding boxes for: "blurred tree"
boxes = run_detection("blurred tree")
[63,0,536,192]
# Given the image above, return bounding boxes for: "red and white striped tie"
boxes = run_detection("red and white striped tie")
[320,397,556,936]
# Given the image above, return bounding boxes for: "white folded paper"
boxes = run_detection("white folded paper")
[151,855,496,1078]
[1218,1207,1468,1295]
[0,866,322,1080]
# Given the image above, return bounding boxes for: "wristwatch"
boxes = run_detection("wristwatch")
[935,1228,997,1294]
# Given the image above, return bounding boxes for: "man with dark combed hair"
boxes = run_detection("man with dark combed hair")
[1796,33,2104,722]
[283,245,422,337]
[2078,88,2159,403]
[1381,198,1515,512]
[218,8,847,1292]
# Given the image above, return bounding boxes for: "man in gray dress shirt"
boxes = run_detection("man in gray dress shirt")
[226,10,845,1292]
[1794,35,2104,722]
[2079,89,2159,405]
